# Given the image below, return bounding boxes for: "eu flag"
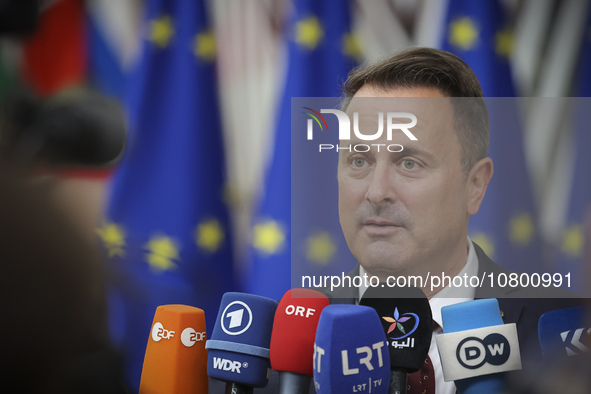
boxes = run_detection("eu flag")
[245,0,358,299]
[441,0,544,273]
[554,7,591,295]
[99,0,234,390]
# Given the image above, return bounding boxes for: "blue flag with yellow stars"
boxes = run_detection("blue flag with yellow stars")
[98,0,234,390]
[554,7,591,295]
[441,0,543,273]
[245,0,359,300]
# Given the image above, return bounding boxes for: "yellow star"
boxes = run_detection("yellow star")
[306,232,336,266]
[149,15,174,48]
[495,27,514,58]
[96,223,126,258]
[253,220,286,255]
[145,235,179,272]
[509,212,534,246]
[449,17,479,51]
[194,30,216,61]
[195,219,224,253]
[471,233,495,258]
[294,16,324,50]
[561,224,583,257]
[343,32,362,62]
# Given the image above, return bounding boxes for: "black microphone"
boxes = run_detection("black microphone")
[2,87,126,167]
[360,285,433,394]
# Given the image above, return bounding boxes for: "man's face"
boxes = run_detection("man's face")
[338,86,470,278]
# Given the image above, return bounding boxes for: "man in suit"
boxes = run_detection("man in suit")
[325,47,586,394]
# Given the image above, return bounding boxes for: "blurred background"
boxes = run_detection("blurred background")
[0,0,590,391]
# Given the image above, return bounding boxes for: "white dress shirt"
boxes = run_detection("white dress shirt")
[358,237,479,394]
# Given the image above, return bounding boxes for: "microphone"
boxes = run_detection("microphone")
[360,285,432,394]
[270,288,330,394]
[313,304,390,394]
[436,298,522,394]
[206,292,278,393]
[139,304,208,394]
[539,305,590,357]
[2,87,126,167]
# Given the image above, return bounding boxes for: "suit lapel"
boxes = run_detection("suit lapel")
[473,242,524,324]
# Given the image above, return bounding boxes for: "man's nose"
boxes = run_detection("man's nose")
[364,162,398,206]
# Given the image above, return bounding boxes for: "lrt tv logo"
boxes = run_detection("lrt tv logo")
[456,333,511,369]
[313,341,386,376]
[303,107,418,153]
[221,301,253,336]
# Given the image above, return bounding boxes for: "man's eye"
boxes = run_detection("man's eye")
[402,160,417,170]
[352,158,366,168]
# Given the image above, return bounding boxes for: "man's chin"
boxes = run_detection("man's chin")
[358,249,413,278]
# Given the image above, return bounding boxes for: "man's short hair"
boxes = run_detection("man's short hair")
[341,47,489,174]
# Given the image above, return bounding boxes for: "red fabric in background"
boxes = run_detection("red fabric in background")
[22,0,86,97]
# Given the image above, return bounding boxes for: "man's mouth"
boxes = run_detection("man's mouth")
[362,220,404,236]
[364,220,400,227]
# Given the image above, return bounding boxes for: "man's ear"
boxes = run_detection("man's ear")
[466,157,493,216]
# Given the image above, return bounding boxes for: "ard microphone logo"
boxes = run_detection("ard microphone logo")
[221,301,253,335]
[456,333,511,369]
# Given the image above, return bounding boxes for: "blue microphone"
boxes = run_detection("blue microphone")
[313,304,390,394]
[436,299,522,394]
[539,305,590,357]
[206,292,278,392]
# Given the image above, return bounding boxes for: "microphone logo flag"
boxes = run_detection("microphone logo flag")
[436,323,522,381]
[381,307,420,340]
[221,301,253,335]
[560,327,591,356]
[212,357,247,374]
[181,327,206,347]
[151,322,175,342]
[456,333,510,369]
[284,304,316,318]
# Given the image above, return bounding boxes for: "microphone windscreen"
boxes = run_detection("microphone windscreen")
[313,305,390,394]
[360,285,432,372]
[270,288,330,375]
[139,304,208,394]
[207,292,278,387]
[442,298,503,333]
[539,305,590,357]
[438,299,521,394]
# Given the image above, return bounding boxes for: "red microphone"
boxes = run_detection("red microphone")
[139,305,208,393]
[270,289,331,394]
